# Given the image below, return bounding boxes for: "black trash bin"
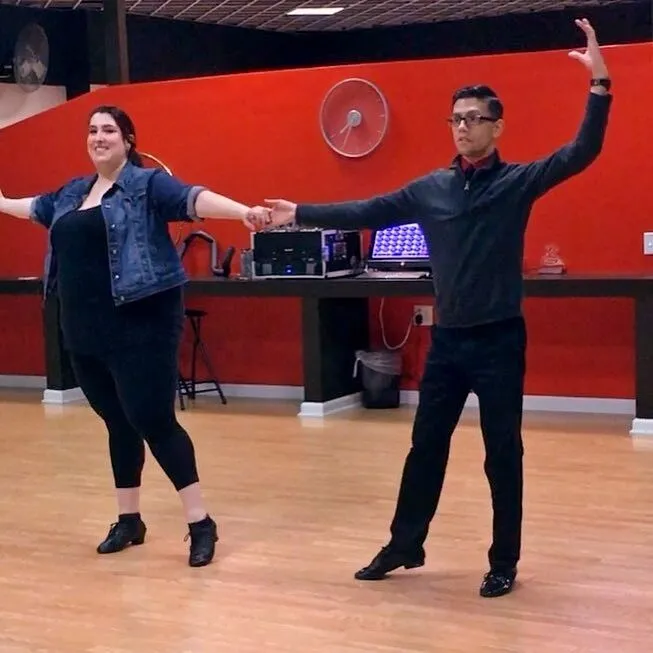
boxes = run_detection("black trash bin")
[353,349,402,409]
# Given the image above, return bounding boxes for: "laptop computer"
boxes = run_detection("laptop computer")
[364,222,432,278]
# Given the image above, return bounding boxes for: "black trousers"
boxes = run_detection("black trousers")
[69,341,199,492]
[389,316,526,571]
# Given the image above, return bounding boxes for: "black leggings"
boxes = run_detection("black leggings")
[69,341,199,491]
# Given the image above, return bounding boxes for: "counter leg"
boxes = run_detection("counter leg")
[300,296,369,418]
[42,293,82,403]
[631,292,653,436]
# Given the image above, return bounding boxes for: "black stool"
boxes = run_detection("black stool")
[178,308,227,410]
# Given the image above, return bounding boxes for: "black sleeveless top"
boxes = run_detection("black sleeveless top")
[50,205,183,355]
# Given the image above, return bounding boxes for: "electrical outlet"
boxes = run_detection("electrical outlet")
[413,305,434,326]
[644,232,653,255]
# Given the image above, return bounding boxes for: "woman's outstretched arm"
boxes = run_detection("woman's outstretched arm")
[195,189,250,221]
[150,172,266,229]
[0,190,35,220]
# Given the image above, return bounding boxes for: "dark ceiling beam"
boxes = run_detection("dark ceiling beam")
[103,0,129,83]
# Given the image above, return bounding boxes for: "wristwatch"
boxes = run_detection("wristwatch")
[591,78,611,91]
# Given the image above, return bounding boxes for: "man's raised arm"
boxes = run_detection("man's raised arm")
[521,18,612,199]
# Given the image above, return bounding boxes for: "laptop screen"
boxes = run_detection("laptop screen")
[368,223,430,270]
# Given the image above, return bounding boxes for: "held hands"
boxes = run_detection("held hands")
[264,199,297,228]
[243,199,298,231]
[243,205,270,231]
[568,18,609,78]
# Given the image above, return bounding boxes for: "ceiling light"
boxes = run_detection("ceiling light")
[286,7,345,16]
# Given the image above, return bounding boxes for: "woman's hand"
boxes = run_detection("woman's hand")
[245,206,272,230]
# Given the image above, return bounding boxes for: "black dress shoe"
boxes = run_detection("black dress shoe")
[185,515,218,567]
[97,517,146,554]
[479,567,517,597]
[354,545,425,580]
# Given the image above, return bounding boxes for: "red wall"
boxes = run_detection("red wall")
[1,43,652,397]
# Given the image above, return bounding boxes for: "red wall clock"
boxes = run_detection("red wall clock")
[319,77,389,158]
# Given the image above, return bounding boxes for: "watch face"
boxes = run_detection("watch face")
[319,78,389,158]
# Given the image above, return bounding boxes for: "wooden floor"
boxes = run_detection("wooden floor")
[1,389,653,652]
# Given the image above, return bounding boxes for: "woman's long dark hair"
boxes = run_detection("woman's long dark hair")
[88,105,144,167]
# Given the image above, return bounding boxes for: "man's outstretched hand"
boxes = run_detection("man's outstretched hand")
[568,18,609,80]
[264,199,298,229]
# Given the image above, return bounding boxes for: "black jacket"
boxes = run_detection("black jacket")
[296,92,612,328]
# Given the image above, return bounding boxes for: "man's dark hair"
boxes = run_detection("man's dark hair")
[452,85,504,120]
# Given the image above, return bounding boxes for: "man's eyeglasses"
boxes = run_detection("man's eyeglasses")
[447,112,497,127]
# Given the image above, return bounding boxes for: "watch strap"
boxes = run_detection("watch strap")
[591,77,611,91]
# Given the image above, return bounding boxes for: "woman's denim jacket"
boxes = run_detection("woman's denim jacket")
[30,162,205,305]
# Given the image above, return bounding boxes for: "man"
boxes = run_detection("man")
[252,18,611,598]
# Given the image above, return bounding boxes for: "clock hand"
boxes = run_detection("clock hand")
[342,124,353,149]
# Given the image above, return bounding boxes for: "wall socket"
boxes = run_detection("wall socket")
[413,305,434,326]
[644,232,653,255]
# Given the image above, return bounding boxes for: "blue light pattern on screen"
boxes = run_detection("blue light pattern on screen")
[371,223,428,259]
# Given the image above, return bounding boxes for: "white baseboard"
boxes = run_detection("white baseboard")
[0,374,86,405]
[399,390,636,416]
[219,383,303,400]
[0,374,44,389]
[299,392,361,418]
[630,418,653,436]
[196,382,360,418]
[0,375,646,434]
[42,387,86,404]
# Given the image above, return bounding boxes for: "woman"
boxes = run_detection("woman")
[0,105,265,567]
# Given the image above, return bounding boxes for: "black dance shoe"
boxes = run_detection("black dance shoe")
[97,514,146,554]
[185,515,218,567]
[354,544,425,580]
[479,567,517,597]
